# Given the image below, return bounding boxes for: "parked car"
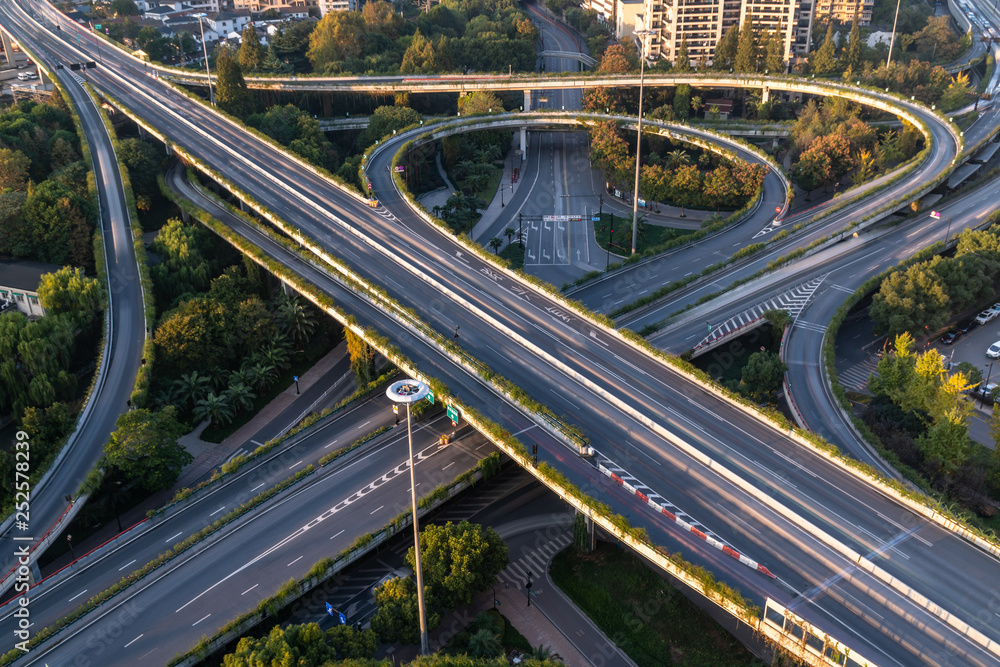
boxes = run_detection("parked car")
[988,341,1000,358]
[975,309,997,325]
[940,330,961,345]
[977,382,998,397]
[958,320,978,334]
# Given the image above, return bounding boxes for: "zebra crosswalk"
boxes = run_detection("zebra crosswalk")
[498,533,571,590]
[838,357,879,392]
[694,274,829,353]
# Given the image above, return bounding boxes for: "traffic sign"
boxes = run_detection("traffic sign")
[592,216,600,222]
[446,405,459,423]
[775,206,781,213]
[427,390,434,404]
[930,210,941,219]
[394,165,405,172]
[543,215,584,222]
[94,24,102,30]
[326,603,346,624]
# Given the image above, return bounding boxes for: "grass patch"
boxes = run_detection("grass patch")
[550,542,763,667]
[499,241,525,270]
[594,213,687,256]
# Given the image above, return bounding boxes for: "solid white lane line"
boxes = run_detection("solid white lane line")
[192,614,211,626]
[370,505,384,515]
[330,529,345,540]
[287,556,303,567]
[250,482,266,492]
[68,589,87,602]
[118,559,136,571]
[358,420,371,429]
[442,462,454,470]
[289,460,303,469]
[241,584,258,596]
[124,634,143,648]
[166,532,183,543]
[210,506,225,516]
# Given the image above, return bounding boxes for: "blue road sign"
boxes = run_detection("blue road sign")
[326,602,333,616]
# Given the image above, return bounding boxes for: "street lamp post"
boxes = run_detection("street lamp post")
[886,0,903,68]
[631,28,655,255]
[983,363,994,408]
[193,13,214,105]
[386,379,432,656]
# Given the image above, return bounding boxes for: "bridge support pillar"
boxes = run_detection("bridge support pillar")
[761,86,770,104]
[523,89,531,112]
[1,32,15,69]
[520,126,527,156]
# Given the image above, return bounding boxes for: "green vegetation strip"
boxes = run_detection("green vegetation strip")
[0,425,399,665]
[550,542,761,667]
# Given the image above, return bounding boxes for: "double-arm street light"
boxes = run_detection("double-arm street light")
[631,25,655,255]
[386,379,431,656]
[192,13,214,105]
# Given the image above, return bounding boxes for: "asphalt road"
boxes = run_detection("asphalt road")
[3,2,999,664]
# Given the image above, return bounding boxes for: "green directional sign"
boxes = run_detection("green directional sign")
[427,390,434,404]
[94,24,102,30]
[446,405,458,423]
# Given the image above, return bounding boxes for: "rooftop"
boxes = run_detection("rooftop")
[0,260,62,292]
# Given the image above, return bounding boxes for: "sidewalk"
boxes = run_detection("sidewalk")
[471,135,521,243]
[415,152,459,220]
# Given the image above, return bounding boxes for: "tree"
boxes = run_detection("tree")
[844,13,864,76]
[467,628,503,658]
[214,45,253,118]
[407,521,509,609]
[237,26,266,73]
[173,371,212,410]
[673,83,692,120]
[939,72,973,112]
[488,237,502,254]
[359,105,421,149]
[20,179,95,266]
[275,292,317,347]
[917,417,969,478]
[194,391,234,426]
[666,149,690,168]
[109,0,140,17]
[734,19,757,73]
[222,622,378,666]
[714,24,739,70]
[675,37,691,72]
[0,149,31,192]
[458,91,504,115]
[103,407,190,492]
[37,266,102,323]
[372,576,439,645]
[306,9,366,72]
[583,44,633,112]
[117,138,160,200]
[765,25,785,73]
[740,350,787,402]
[869,262,950,337]
[810,24,838,75]
[225,381,256,414]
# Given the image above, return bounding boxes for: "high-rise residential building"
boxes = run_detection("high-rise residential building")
[814,0,872,26]
[317,0,358,14]
[232,0,318,14]
[590,0,816,67]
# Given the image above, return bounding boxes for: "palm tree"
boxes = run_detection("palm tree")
[246,361,277,392]
[466,628,503,658]
[504,227,515,245]
[174,371,212,410]
[226,381,256,413]
[193,391,234,426]
[666,149,690,168]
[276,294,317,347]
[529,645,563,662]
[229,366,253,388]
[488,237,502,254]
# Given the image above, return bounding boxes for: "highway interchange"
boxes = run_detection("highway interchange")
[3,0,1000,664]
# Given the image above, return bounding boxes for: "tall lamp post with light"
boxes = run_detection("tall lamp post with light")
[192,13,214,105]
[631,24,655,255]
[386,379,431,656]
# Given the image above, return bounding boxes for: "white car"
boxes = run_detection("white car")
[975,309,997,325]
[988,341,1000,358]
[978,383,999,399]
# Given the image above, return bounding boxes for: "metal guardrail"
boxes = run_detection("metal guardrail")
[761,599,878,667]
